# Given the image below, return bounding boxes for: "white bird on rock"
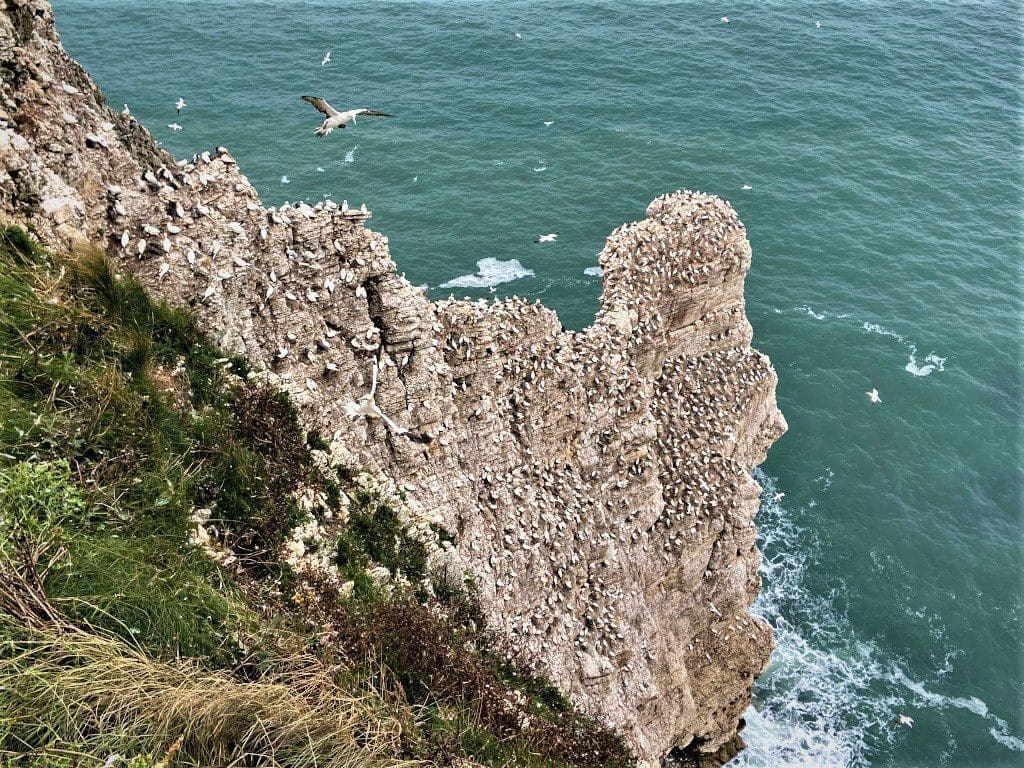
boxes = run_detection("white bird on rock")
[301,96,392,138]
[346,357,408,435]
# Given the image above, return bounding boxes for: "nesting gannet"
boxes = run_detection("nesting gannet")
[121,104,130,116]
[866,388,881,403]
[175,97,186,114]
[534,233,558,243]
[321,51,331,66]
[168,123,183,131]
[301,96,393,137]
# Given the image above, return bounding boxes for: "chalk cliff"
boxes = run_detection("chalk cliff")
[0,1,787,764]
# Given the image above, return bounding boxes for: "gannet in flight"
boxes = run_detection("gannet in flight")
[168,123,183,131]
[301,96,392,138]
[534,233,558,243]
[175,97,186,114]
[866,388,881,403]
[894,714,914,727]
[346,357,408,434]
[321,51,331,66]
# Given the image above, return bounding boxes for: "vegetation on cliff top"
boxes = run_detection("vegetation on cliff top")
[0,226,634,768]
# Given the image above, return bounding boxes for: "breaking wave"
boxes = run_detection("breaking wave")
[439,257,535,289]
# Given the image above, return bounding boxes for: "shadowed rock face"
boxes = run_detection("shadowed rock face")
[0,1,787,763]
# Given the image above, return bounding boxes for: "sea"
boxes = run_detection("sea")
[50,2,1023,766]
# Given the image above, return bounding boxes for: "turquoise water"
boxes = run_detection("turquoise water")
[52,2,1023,765]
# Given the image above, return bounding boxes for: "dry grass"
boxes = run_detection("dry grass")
[0,619,416,768]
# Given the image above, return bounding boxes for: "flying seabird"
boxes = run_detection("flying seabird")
[535,233,558,243]
[321,51,331,66]
[742,183,752,190]
[894,714,914,728]
[721,16,730,23]
[301,96,392,137]
[815,20,822,28]
[866,388,881,403]
[346,357,408,434]
[168,123,183,131]
[175,97,186,114]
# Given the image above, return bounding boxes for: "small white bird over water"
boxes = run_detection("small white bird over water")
[321,51,331,66]
[742,183,752,190]
[867,388,881,403]
[721,16,730,23]
[816,20,822,28]
[301,96,393,137]
[168,123,182,131]
[535,233,558,243]
[175,97,186,114]
[894,714,914,728]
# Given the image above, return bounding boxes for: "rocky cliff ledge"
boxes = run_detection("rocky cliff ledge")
[0,1,787,764]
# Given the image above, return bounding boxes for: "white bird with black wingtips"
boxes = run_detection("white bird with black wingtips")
[301,96,392,138]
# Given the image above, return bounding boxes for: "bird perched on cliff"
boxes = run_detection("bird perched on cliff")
[866,388,881,403]
[301,96,392,138]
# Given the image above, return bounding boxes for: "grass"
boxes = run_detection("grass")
[0,619,409,768]
[0,225,635,768]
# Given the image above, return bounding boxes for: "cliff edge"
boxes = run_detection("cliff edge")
[0,1,787,764]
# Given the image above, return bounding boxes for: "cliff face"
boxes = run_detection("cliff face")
[0,1,787,764]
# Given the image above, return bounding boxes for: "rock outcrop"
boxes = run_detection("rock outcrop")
[0,1,787,764]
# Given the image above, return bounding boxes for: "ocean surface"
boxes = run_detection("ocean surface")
[51,2,1023,765]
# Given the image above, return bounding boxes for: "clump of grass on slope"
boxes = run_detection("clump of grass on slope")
[0,618,410,768]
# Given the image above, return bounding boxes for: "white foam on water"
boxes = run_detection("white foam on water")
[344,145,358,164]
[584,266,603,277]
[888,667,1024,753]
[439,257,535,289]
[804,306,826,320]
[862,323,947,378]
[737,471,1023,766]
